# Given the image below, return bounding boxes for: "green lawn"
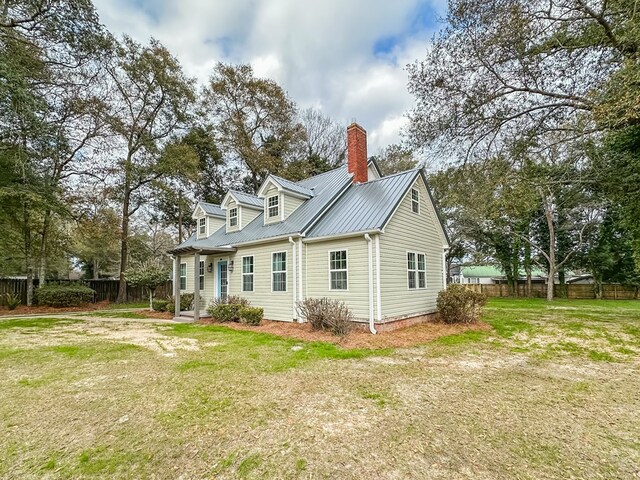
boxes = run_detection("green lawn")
[0,299,638,479]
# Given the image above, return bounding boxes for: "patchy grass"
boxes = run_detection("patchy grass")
[83,311,147,319]
[0,299,639,479]
[104,302,148,310]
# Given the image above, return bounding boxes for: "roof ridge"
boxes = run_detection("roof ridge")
[356,167,419,185]
[294,164,348,184]
[229,189,260,198]
[199,201,221,207]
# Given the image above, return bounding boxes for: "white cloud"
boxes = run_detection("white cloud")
[93,0,441,151]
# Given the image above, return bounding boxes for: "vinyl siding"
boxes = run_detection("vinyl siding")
[284,195,304,219]
[241,207,261,228]
[176,255,216,308]
[263,185,281,225]
[207,217,225,236]
[304,236,373,321]
[227,239,295,321]
[379,177,446,319]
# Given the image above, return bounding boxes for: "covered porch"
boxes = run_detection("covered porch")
[168,245,237,322]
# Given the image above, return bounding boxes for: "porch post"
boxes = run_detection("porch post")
[193,251,200,322]
[173,255,180,317]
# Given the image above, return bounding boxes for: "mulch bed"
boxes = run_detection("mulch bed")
[0,301,113,317]
[195,318,492,349]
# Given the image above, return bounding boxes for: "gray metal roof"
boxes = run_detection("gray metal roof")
[306,169,420,238]
[270,174,314,197]
[198,202,225,217]
[229,190,263,209]
[171,166,352,251]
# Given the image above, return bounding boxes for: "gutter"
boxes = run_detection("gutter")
[303,229,382,244]
[289,237,297,321]
[364,234,376,334]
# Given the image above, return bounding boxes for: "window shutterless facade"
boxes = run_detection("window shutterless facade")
[267,195,279,218]
[242,256,254,292]
[411,188,420,214]
[179,263,187,290]
[229,207,238,227]
[272,251,287,292]
[199,217,206,235]
[329,250,348,290]
[407,252,426,289]
[199,260,205,290]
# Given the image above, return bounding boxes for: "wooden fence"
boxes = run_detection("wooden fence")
[0,279,173,306]
[463,283,640,300]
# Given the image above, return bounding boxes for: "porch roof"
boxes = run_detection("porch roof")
[168,245,237,256]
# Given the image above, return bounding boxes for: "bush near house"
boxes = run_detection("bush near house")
[239,306,263,326]
[209,295,251,308]
[297,298,353,336]
[437,284,487,324]
[35,284,96,307]
[167,293,195,314]
[208,303,243,322]
[152,299,169,312]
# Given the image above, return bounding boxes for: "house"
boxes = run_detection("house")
[451,265,582,285]
[168,123,450,333]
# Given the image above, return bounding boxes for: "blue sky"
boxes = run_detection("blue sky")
[93,0,445,152]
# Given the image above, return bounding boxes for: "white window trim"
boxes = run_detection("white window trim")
[199,260,205,291]
[267,194,279,219]
[198,217,206,236]
[241,255,254,292]
[271,250,287,293]
[179,262,187,290]
[328,249,349,291]
[229,207,238,228]
[411,188,420,214]
[406,251,427,290]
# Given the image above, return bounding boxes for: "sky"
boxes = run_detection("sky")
[93,0,447,152]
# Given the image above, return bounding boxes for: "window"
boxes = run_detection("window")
[272,252,286,292]
[407,252,427,289]
[179,263,186,290]
[417,253,426,288]
[229,207,238,227]
[199,217,206,235]
[411,188,420,214]
[242,256,254,292]
[199,261,205,290]
[267,195,279,218]
[329,250,348,290]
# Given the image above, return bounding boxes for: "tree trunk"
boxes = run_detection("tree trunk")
[524,241,532,297]
[93,259,99,280]
[178,190,183,243]
[543,193,556,302]
[117,184,131,303]
[38,208,51,288]
[23,202,34,306]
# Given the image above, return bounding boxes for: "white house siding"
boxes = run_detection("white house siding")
[176,254,216,308]
[240,207,261,229]
[227,239,296,321]
[379,177,446,320]
[304,236,373,321]
[207,217,225,236]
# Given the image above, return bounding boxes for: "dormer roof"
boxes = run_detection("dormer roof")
[257,174,314,199]
[221,190,263,210]
[197,202,225,217]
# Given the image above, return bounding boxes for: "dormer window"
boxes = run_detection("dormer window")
[198,218,206,235]
[229,207,238,227]
[267,195,279,219]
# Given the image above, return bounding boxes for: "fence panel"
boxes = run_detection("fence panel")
[462,282,639,300]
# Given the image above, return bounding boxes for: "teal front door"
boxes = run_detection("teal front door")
[217,261,228,300]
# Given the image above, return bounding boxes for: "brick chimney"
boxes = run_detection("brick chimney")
[347,122,368,183]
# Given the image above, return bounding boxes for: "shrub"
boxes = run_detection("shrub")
[209,295,250,308]
[166,293,195,314]
[152,299,169,312]
[4,293,21,310]
[35,284,95,307]
[239,306,263,326]
[436,284,487,324]
[208,303,242,322]
[297,297,353,336]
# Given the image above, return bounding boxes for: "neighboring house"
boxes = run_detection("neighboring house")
[451,265,581,285]
[169,123,450,333]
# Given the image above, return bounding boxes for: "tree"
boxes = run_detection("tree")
[125,258,170,311]
[370,144,418,176]
[203,63,306,191]
[299,107,346,172]
[407,0,639,159]
[102,36,196,302]
[73,206,121,279]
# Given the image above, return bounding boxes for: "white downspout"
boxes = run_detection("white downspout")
[375,234,382,322]
[289,237,297,321]
[364,234,376,334]
[442,248,449,289]
[298,237,303,317]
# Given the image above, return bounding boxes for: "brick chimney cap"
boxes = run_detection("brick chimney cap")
[347,122,366,133]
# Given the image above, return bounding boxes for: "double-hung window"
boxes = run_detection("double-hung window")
[267,195,279,219]
[242,256,254,292]
[329,250,348,290]
[272,252,286,292]
[198,217,206,235]
[229,207,238,227]
[179,263,186,290]
[411,188,420,214]
[407,252,427,289]
[199,261,205,290]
